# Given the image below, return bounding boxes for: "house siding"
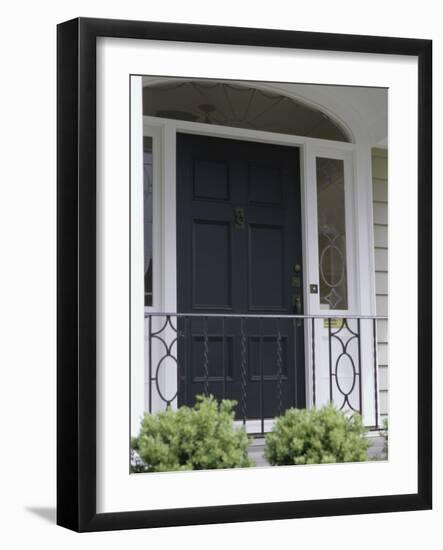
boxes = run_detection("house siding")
[372,148,388,422]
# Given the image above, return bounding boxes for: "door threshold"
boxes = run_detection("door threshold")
[234,419,276,435]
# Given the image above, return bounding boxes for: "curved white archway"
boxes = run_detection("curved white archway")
[142,77,357,144]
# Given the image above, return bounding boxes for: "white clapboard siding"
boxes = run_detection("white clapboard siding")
[375,272,388,295]
[379,391,388,420]
[373,225,388,248]
[377,343,388,365]
[373,178,388,202]
[373,202,388,225]
[372,148,388,420]
[376,295,388,315]
[374,248,388,271]
[378,365,388,391]
[377,319,388,342]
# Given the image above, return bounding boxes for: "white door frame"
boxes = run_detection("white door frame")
[137,108,378,427]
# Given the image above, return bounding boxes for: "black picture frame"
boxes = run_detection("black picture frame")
[57,17,432,532]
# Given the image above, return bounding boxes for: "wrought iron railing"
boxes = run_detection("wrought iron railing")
[145,313,387,434]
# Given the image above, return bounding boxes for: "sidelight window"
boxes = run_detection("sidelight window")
[316,157,348,310]
[143,136,153,306]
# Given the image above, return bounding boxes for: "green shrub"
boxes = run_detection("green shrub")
[380,417,388,459]
[131,395,254,472]
[265,404,369,466]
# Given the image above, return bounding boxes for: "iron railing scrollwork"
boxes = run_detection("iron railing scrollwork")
[145,312,386,434]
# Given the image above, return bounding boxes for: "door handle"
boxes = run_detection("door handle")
[293,295,303,326]
[234,207,245,229]
[293,295,302,313]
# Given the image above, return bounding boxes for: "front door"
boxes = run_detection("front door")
[176,133,305,419]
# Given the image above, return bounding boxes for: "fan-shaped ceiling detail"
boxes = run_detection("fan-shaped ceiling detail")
[142,80,351,143]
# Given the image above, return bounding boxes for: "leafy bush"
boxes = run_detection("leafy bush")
[265,404,369,466]
[131,395,254,472]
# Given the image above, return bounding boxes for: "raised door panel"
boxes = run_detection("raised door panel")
[193,159,230,201]
[248,223,285,310]
[192,219,232,309]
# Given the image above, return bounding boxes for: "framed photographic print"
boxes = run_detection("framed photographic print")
[57,17,432,532]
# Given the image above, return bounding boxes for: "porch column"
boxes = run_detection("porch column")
[353,137,379,427]
[130,76,145,437]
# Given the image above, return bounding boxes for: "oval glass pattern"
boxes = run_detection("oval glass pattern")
[320,242,346,288]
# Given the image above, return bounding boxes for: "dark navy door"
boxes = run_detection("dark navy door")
[176,133,305,419]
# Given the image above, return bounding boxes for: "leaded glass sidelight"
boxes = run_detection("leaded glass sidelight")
[144,136,153,307]
[316,157,348,310]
